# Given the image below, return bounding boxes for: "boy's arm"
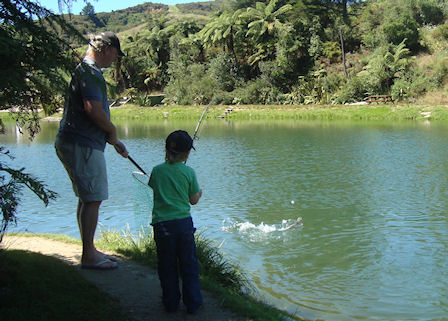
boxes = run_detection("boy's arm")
[189,189,202,205]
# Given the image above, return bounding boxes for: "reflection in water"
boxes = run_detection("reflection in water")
[1,119,447,320]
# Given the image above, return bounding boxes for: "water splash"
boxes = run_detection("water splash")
[221,217,303,242]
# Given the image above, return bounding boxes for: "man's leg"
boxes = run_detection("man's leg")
[77,199,117,263]
[77,199,83,240]
[78,200,116,268]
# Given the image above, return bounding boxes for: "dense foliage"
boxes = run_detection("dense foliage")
[0,0,80,241]
[83,0,448,105]
[1,0,85,115]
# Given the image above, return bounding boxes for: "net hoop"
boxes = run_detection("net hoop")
[132,171,150,187]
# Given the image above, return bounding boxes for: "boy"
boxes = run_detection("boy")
[149,130,203,314]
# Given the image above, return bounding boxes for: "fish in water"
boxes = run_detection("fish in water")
[279,217,302,231]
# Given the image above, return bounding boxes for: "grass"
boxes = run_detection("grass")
[97,230,302,321]
[3,103,448,123]
[0,248,128,321]
[96,228,300,321]
[108,103,448,121]
[2,231,303,321]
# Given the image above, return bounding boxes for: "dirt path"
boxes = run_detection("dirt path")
[2,235,248,321]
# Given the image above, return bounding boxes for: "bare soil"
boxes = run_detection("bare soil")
[2,235,248,321]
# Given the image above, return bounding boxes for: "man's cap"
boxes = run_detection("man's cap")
[95,31,125,57]
[166,130,195,154]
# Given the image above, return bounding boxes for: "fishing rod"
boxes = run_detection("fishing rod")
[114,143,148,176]
[192,101,212,141]
[185,101,211,164]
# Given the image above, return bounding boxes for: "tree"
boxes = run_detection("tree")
[57,0,98,14]
[80,1,95,16]
[1,0,85,121]
[0,0,85,242]
[359,40,411,93]
[80,2,104,27]
[360,0,421,51]
[198,10,244,59]
[239,0,292,65]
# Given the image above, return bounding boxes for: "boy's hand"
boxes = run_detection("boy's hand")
[189,189,202,205]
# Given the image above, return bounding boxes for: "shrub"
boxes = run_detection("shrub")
[322,41,341,63]
[164,62,215,105]
[390,72,435,100]
[208,53,242,92]
[232,78,283,105]
[381,14,419,51]
[427,54,448,85]
[412,0,444,25]
[332,76,367,104]
[210,91,235,105]
[433,23,448,41]
[133,93,152,107]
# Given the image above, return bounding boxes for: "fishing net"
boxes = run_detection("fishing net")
[131,171,152,219]
[132,171,149,187]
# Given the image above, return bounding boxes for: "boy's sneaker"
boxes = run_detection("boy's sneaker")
[187,304,203,314]
[164,304,179,313]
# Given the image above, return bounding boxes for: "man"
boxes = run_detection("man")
[55,31,128,270]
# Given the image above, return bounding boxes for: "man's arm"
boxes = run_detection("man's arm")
[83,99,128,157]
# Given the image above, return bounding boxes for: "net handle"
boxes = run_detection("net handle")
[114,143,148,175]
[128,155,147,176]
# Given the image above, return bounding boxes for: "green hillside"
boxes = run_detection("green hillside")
[89,0,448,106]
[5,0,448,108]
[60,1,219,37]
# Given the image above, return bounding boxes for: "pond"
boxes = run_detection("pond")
[1,118,447,321]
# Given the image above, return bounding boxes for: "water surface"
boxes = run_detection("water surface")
[1,118,447,321]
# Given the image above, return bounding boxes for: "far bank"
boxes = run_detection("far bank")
[109,103,448,121]
[2,103,448,123]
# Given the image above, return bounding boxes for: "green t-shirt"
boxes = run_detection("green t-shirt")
[149,161,200,224]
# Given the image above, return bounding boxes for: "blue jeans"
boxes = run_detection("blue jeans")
[153,217,203,312]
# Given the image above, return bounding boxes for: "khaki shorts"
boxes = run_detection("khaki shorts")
[55,137,108,202]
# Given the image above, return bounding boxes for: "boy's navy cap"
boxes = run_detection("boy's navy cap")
[97,31,125,57]
[166,130,195,154]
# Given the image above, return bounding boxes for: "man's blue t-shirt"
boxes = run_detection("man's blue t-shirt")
[57,56,110,151]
